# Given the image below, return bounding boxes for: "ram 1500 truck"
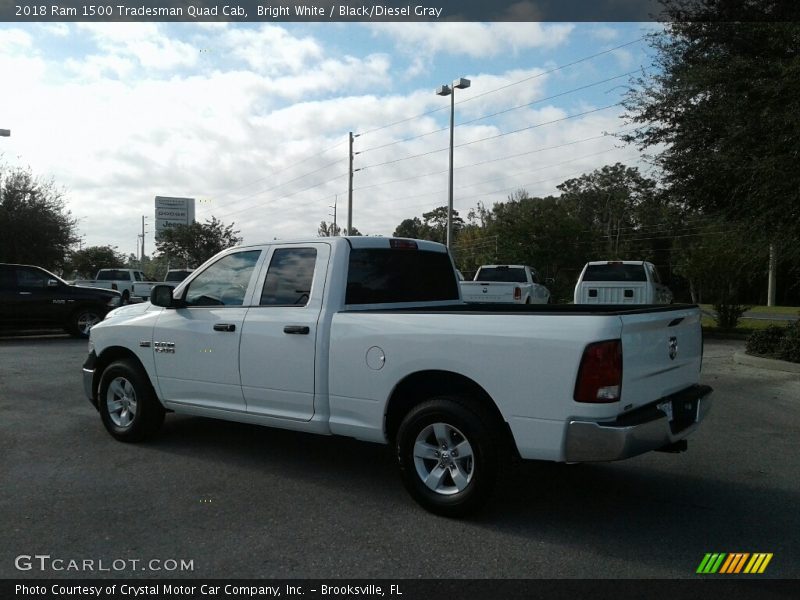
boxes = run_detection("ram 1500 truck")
[82,237,712,516]
[460,264,551,304]
[574,261,674,305]
[75,268,156,304]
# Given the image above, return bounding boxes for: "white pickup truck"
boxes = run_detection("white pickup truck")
[82,237,711,516]
[574,261,674,305]
[460,264,551,304]
[75,268,156,304]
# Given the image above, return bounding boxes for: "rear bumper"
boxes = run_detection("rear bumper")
[564,384,713,462]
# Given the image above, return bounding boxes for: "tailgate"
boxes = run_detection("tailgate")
[620,306,703,410]
[579,283,646,304]
[460,282,516,303]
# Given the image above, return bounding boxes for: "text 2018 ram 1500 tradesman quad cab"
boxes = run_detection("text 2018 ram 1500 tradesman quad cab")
[82,237,712,516]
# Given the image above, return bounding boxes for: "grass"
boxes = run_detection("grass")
[702,316,788,331]
[699,304,800,316]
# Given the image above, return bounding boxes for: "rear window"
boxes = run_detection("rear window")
[165,270,192,282]
[476,266,527,283]
[346,248,458,304]
[582,264,647,282]
[97,270,128,280]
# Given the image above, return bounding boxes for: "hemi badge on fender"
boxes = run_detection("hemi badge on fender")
[139,340,152,347]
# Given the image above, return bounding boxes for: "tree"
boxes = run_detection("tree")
[393,217,424,239]
[318,221,341,237]
[155,217,242,267]
[0,165,77,270]
[392,208,464,244]
[67,245,126,278]
[621,1,800,257]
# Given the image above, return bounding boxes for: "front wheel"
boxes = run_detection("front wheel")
[396,397,502,517]
[98,360,164,442]
[67,307,103,338]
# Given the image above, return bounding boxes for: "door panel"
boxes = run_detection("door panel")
[152,249,262,412]
[240,244,329,420]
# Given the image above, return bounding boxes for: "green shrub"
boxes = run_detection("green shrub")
[778,321,800,363]
[713,302,749,330]
[746,325,787,357]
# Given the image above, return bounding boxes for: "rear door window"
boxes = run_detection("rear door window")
[260,248,317,307]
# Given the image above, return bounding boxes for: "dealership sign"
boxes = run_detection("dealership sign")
[154,196,195,239]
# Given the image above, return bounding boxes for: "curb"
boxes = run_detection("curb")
[733,352,800,374]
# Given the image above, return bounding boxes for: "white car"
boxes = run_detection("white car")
[83,238,709,516]
[574,261,673,305]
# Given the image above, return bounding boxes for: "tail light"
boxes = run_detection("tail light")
[514,287,521,301]
[574,339,622,403]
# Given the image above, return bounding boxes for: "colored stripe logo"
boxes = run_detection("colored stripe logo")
[697,553,773,574]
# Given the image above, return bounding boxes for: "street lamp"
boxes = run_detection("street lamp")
[436,77,470,248]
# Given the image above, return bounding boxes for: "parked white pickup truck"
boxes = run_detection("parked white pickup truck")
[75,268,156,304]
[460,264,551,304]
[82,237,711,516]
[574,261,673,305]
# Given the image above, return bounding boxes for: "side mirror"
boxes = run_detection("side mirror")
[150,284,181,308]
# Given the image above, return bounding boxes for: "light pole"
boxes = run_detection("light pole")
[0,129,8,202]
[436,78,470,248]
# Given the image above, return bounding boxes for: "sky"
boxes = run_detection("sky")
[0,20,659,256]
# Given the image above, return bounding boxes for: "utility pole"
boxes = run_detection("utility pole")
[140,216,148,261]
[347,132,354,235]
[767,244,777,307]
[329,197,338,236]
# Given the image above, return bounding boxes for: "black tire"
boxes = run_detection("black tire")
[121,290,130,305]
[67,307,104,338]
[98,359,165,442]
[396,397,503,517]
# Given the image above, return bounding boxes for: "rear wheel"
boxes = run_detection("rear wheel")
[396,397,503,517]
[121,290,130,305]
[67,307,103,338]
[98,360,164,442]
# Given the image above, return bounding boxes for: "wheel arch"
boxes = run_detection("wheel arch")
[92,346,160,407]
[384,370,515,452]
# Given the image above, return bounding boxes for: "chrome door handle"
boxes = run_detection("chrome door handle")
[213,323,236,332]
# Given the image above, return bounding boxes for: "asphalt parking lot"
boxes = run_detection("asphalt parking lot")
[0,336,798,579]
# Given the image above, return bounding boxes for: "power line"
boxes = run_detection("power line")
[357,103,623,172]
[354,127,636,193]
[355,70,641,156]
[355,36,645,138]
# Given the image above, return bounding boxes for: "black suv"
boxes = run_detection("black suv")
[0,263,122,337]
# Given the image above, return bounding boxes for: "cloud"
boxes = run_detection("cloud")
[1,22,642,252]
[221,25,324,75]
[368,22,574,59]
